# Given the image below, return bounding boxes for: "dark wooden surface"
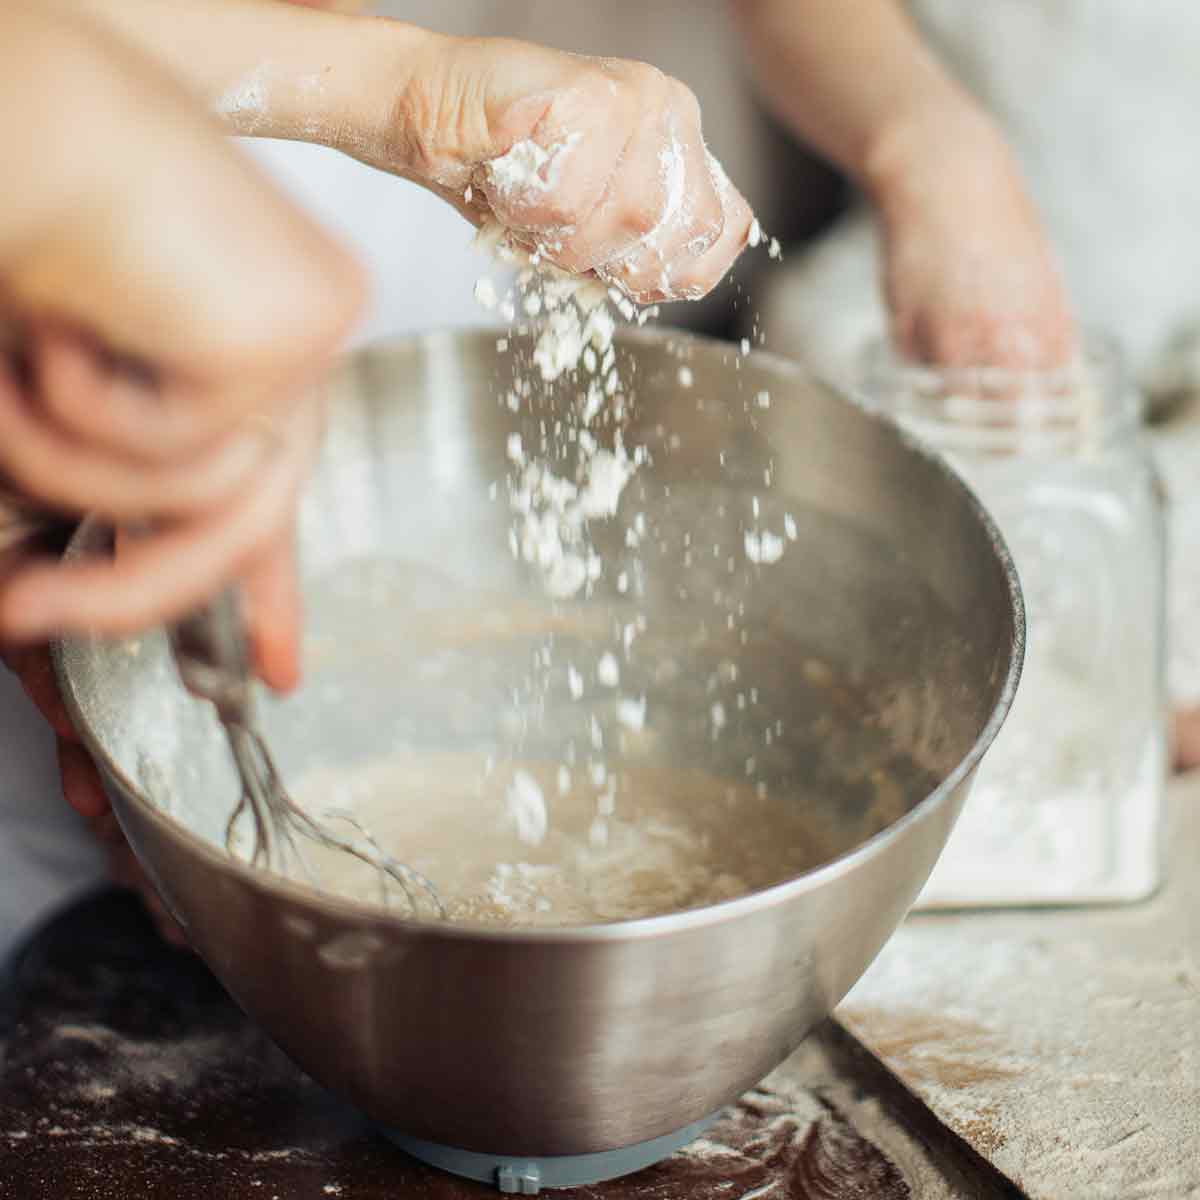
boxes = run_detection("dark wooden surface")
[0,890,1023,1199]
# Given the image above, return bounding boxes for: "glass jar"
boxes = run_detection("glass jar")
[857,338,1167,907]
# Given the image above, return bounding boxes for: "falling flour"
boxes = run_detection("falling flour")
[474,217,647,602]
[228,144,804,928]
[471,131,764,606]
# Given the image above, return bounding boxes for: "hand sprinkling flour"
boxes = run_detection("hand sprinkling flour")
[418,41,756,304]
[203,27,755,304]
[471,152,780,606]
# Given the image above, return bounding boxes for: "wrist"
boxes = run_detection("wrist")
[335,24,490,190]
[860,83,1010,226]
[211,10,439,167]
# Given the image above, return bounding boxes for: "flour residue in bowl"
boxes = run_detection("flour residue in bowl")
[289,755,830,926]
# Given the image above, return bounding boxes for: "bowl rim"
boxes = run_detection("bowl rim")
[52,326,1026,946]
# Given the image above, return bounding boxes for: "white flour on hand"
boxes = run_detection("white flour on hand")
[485,135,581,203]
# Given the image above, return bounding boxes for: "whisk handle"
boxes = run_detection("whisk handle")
[167,589,255,723]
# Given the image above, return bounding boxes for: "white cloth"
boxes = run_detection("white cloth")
[762,0,1200,387]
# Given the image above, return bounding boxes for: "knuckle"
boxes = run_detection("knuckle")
[575,63,621,108]
[667,78,703,129]
[620,59,667,99]
[620,201,659,241]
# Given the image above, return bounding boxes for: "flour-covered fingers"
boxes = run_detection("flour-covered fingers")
[599,138,746,304]
[403,39,752,299]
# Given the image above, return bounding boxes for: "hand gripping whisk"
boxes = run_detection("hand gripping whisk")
[169,590,445,919]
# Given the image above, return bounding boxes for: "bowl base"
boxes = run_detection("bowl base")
[384,1112,720,1193]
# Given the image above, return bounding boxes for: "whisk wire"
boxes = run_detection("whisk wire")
[171,593,445,921]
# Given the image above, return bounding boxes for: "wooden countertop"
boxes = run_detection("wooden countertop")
[0,891,1016,1199]
[841,773,1200,1198]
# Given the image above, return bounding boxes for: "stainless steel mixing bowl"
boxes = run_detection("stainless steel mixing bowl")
[54,329,1022,1166]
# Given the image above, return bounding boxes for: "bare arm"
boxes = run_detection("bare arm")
[732,0,1074,367]
[61,0,754,303]
[62,0,424,149]
[731,0,980,191]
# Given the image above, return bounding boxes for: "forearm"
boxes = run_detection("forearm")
[731,0,996,201]
[55,0,434,160]
[37,2,751,303]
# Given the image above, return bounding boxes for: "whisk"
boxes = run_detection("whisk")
[169,590,445,918]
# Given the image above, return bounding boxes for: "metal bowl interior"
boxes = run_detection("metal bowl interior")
[54,328,1023,1155]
